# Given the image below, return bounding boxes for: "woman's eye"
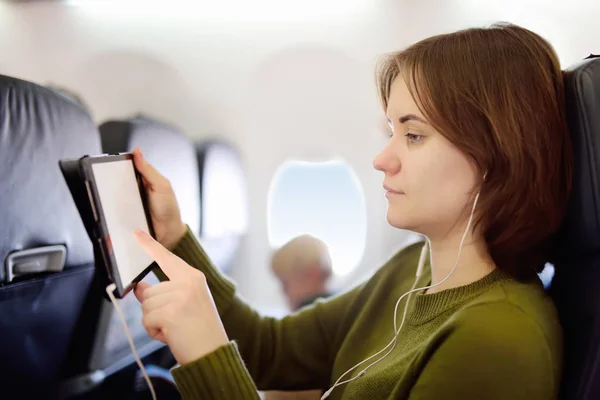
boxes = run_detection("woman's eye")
[405,133,424,144]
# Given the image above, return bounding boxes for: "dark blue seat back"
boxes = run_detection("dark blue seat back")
[550,55,600,400]
[0,75,101,396]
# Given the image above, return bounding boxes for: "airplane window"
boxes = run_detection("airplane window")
[267,159,367,276]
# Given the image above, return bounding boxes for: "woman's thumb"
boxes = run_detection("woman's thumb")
[132,148,168,188]
[134,281,152,303]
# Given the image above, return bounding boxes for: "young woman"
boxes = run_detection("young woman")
[131,22,572,399]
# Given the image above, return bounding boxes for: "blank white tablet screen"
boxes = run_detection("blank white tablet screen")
[92,159,154,290]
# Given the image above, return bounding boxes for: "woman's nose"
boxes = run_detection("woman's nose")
[373,143,400,173]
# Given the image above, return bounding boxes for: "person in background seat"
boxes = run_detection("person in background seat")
[265,235,334,400]
[271,235,333,311]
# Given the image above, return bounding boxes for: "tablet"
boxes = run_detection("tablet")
[61,153,157,298]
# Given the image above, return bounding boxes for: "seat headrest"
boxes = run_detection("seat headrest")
[195,139,249,272]
[195,139,249,238]
[99,116,200,236]
[557,56,600,256]
[0,75,100,277]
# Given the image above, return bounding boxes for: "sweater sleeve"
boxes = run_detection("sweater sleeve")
[407,302,559,400]
[161,226,366,392]
[171,342,260,400]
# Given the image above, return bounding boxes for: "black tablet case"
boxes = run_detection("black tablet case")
[59,158,115,295]
[59,158,98,244]
[59,156,159,298]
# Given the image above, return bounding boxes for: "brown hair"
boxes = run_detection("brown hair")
[376,22,573,278]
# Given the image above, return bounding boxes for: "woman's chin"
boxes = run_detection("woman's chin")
[386,211,428,235]
[386,212,412,230]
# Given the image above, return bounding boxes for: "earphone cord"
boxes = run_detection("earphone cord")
[106,283,158,400]
[321,191,480,400]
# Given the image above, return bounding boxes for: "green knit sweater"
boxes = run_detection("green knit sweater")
[166,228,562,399]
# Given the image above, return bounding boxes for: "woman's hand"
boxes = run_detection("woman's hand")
[132,148,187,249]
[133,229,229,365]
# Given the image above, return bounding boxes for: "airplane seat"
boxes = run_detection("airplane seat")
[195,139,249,272]
[549,54,600,400]
[99,116,200,236]
[0,74,101,396]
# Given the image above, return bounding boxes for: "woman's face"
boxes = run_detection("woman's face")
[373,77,480,239]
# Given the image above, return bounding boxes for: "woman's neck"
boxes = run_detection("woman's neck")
[425,233,496,294]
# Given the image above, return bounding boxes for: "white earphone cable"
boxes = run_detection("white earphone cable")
[106,283,158,400]
[321,191,481,400]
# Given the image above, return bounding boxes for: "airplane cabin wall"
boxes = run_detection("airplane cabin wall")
[0,0,597,314]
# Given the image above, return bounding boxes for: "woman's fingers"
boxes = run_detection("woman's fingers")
[136,280,179,302]
[132,148,170,190]
[135,280,175,302]
[134,281,152,303]
[140,290,174,315]
[133,230,188,281]
[142,308,168,343]
[136,280,176,343]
